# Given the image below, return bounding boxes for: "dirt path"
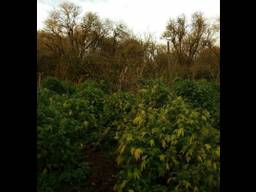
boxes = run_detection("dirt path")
[84,147,118,192]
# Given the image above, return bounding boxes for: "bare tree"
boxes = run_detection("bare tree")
[162,12,218,67]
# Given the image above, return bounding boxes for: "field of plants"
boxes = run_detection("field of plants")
[37,77,220,192]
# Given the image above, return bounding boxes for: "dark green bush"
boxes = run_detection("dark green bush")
[101,91,136,144]
[137,80,172,108]
[37,89,90,192]
[42,77,67,94]
[173,80,219,110]
[38,78,220,192]
[42,77,76,95]
[173,79,220,128]
[76,80,106,115]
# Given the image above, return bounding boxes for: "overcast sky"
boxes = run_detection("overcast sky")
[37,0,220,41]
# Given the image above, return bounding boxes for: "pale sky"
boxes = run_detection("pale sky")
[37,0,220,42]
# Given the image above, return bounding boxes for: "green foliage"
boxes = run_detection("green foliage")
[63,80,76,95]
[38,163,89,192]
[173,80,219,110]
[42,77,76,95]
[137,80,173,108]
[37,89,91,192]
[76,80,106,114]
[38,77,219,192]
[42,77,66,94]
[173,79,220,128]
[115,96,220,192]
[101,91,136,144]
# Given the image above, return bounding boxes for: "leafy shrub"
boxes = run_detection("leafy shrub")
[173,79,220,128]
[137,80,172,108]
[38,78,220,192]
[101,91,136,144]
[173,80,219,110]
[62,80,76,95]
[42,77,66,94]
[37,89,90,192]
[76,80,106,116]
[38,79,111,192]
[42,76,76,95]
[98,80,111,94]
[115,96,220,192]
[61,97,100,144]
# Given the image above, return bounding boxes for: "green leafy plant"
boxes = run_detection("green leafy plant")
[173,79,220,128]
[38,78,220,192]
[115,95,219,192]
[137,80,172,108]
[37,89,90,192]
[101,91,136,144]
[75,80,106,115]
[42,77,76,95]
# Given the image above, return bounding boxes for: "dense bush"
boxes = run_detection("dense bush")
[173,79,220,128]
[38,80,109,191]
[37,79,113,192]
[38,77,220,192]
[42,77,76,95]
[173,80,219,110]
[37,89,90,192]
[75,80,106,115]
[101,91,136,144]
[137,80,172,108]
[115,96,220,192]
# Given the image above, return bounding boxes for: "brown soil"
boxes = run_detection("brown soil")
[84,147,118,192]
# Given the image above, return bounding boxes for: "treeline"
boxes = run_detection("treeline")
[37,1,220,91]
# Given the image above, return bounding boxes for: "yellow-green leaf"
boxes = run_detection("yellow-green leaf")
[159,154,166,161]
[120,180,127,191]
[117,156,124,166]
[118,145,126,154]
[133,111,145,125]
[213,162,217,170]
[166,163,170,170]
[205,144,211,151]
[130,147,136,155]
[141,159,147,171]
[202,115,207,121]
[149,139,155,147]
[189,135,195,144]
[197,155,202,162]
[194,186,199,192]
[216,146,220,159]
[133,148,143,160]
[206,160,212,167]
[127,169,132,178]
[176,128,184,137]
[183,180,191,189]
[133,168,140,179]
[161,140,167,148]
[126,134,133,142]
